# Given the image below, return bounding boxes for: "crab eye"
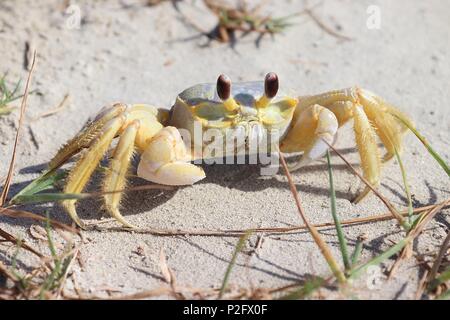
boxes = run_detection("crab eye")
[217,74,231,101]
[264,72,279,99]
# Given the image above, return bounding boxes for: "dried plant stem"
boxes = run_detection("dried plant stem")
[427,229,450,285]
[0,207,78,234]
[279,152,346,284]
[304,5,352,41]
[0,51,36,205]
[89,201,445,237]
[33,93,70,120]
[0,227,43,258]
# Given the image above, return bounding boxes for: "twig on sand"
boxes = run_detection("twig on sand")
[86,201,446,237]
[304,6,353,41]
[278,151,346,284]
[33,93,70,120]
[0,51,36,205]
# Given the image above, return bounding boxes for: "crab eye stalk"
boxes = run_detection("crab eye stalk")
[216,74,239,112]
[217,74,231,100]
[264,72,279,98]
[256,72,279,108]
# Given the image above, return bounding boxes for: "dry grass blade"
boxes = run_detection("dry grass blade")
[0,207,78,234]
[0,51,36,206]
[110,287,174,300]
[351,198,450,280]
[279,152,346,284]
[159,248,173,284]
[91,202,442,237]
[0,227,43,258]
[323,139,406,228]
[427,229,450,289]
[0,261,21,282]
[304,2,352,41]
[33,93,70,120]
[410,199,450,238]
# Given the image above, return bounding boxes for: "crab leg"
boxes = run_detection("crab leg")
[62,115,125,227]
[49,103,126,171]
[280,104,338,170]
[103,120,140,228]
[120,104,165,152]
[296,87,414,201]
[137,126,206,185]
[358,90,403,162]
[351,104,382,203]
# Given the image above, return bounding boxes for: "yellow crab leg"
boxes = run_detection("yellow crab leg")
[63,115,125,227]
[296,88,358,120]
[357,89,403,162]
[352,104,382,203]
[49,103,126,171]
[122,104,164,152]
[103,120,140,228]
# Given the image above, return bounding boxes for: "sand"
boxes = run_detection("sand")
[0,0,449,299]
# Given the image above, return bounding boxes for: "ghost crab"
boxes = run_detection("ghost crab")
[49,73,412,228]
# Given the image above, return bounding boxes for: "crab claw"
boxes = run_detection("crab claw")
[137,127,206,185]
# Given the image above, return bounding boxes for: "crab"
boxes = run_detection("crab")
[48,73,413,228]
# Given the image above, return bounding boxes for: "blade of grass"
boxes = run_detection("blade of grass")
[95,200,446,237]
[392,144,414,227]
[428,268,450,292]
[279,276,326,300]
[0,51,36,205]
[10,170,67,204]
[11,183,173,205]
[350,235,366,267]
[351,198,450,279]
[326,150,351,271]
[0,227,43,258]
[39,213,62,299]
[218,230,252,299]
[279,152,346,284]
[349,236,410,279]
[0,207,78,233]
[437,289,450,300]
[323,139,407,228]
[427,230,450,291]
[389,112,450,177]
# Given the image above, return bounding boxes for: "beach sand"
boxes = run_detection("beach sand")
[0,0,449,299]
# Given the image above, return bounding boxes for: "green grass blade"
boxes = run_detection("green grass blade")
[0,106,15,115]
[428,267,450,292]
[279,276,326,300]
[218,231,252,299]
[10,170,67,204]
[437,290,450,300]
[326,150,350,271]
[11,192,91,204]
[39,214,62,299]
[392,145,413,228]
[349,237,410,279]
[350,237,364,267]
[390,113,450,177]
